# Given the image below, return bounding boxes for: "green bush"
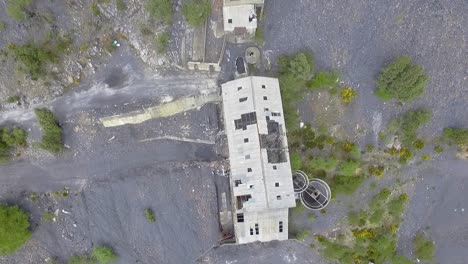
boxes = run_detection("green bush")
[155,32,169,53]
[413,139,425,150]
[434,145,443,154]
[6,0,32,21]
[331,174,364,196]
[295,229,310,241]
[386,109,432,146]
[338,160,361,177]
[41,212,55,222]
[92,246,118,264]
[182,0,210,27]
[307,70,339,90]
[8,43,58,80]
[278,52,314,81]
[413,232,435,262]
[290,152,303,170]
[309,157,338,171]
[308,213,316,222]
[0,23,5,31]
[116,0,127,11]
[392,255,413,264]
[146,0,172,24]
[443,127,468,146]
[1,127,27,147]
[340,87,358,103]
[0,204,32,255]
[145,208,156,223]
[387,194,408,217]
[375,55,429,102]
[68,254,97,264]
[34,108,63,154]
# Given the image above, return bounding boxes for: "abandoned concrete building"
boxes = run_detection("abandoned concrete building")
[223,0,264,42]
[221,76,296,244]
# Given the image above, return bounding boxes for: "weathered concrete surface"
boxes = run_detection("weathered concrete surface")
[100,94,221,127]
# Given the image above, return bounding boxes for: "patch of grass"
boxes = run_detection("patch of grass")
[375,55,429,102]
[61,192,68,198]
[182,0,210,27]
[41,212,55,222]
[6,95,20,103]
[116,0,127,11]
[331,174,364,196]
[338,160,361,177]
[254,28,264,46]
[296,229,310,241]
[53,191,59,197]
[0,23,6,31]
[340,87,358,103]
[7,43,58,80]
[421,154,430,161]
[434,145,443,154]
[308,213,316,223]
[68,254,97,264]
[385,109,432,147]
[307,70,339,90]
[0,203,32,255]
[2,127,27,147]
[6,0,32,21]
[140,26,153,36]
[34,108,64,154]
[443,127,468,146]
[91,3,101,16]
[366,144,374,152]
[146,0,172,25]
[368,165,385,178]
[290,152,303,170]
[92,245,118,264]
[145,208,156,223]
[413,139,425,150]
[155,32,169,53]
[413,232,435,262]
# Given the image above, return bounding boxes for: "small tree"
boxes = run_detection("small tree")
[146,0,172,25]
[182,0,211,27]
[375,55,429,102]
[92,246,118,264]
[0,204,32,255]
[34,108,64,154]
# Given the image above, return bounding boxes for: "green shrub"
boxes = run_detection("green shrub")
[116,0,127,11]
[386,109,432,146]
[347,210,368,226]
[6,0,32,21]
[308,213,316,223]
[8,43,58,80]
[155,32,169,53]
[413,139,425,150]
[182,0,210,27]
[145,208,156,223]
[443,127,468,146]
[0,204,32,255]
[0,23,5,31]
[368,165,385,178]
[421,154,430,161]
[413,232,435,262]
[331,174,364,195]
[387,194,408,217]
[295,229,310,241]
[146,0,172,24]
[375,55,429,102]
[68,254,97,264]
[2,127,27,147]
[309,157,338,171]
[307,70,339,90]
[92,245,118,264]
[366,144,374,152]
[34,108,63,154]
[278,52,314,81]
[434,145,443,154]
[340,87,357,103]
[392,255,413,264]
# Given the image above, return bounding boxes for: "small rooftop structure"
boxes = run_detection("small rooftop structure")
[222,0,264,42]
[300,179,331,211]
[221,76,296,244]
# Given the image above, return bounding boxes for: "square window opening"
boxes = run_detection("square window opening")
[239,97,248,103]
[228,19,233,24]
[263,96,268,100]
[244,138,249,143]
[273,165,277,170]
[275,182,279,187]
[247,168,252,172]
[276,195,282,200]
[245,155,251,160]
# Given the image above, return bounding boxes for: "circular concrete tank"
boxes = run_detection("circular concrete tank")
[300,178,331,211]
[292,170,309,194]
[245,47,260,64]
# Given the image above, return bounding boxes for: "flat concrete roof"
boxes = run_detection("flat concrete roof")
[223,4,258,32]
[223,0,264,7]
[222,76,296,244]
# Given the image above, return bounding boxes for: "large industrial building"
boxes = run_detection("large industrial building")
[221,76,296,244]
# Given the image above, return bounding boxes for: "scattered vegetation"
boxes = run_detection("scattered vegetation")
[7,43,58,80]
[182,0,211,27]
[0,23,6,31]
[413,232,435,262]
[6,95,20,103]
[116,0,127,11]
[375,55,429,102]
[421,154,430,161]
[6,0,32,21]
[308,213,316,223]
[34,108,64,154]
[443,127,468,146]
[295,229,310,241]
[340,87,358,103]
[155,32,169,53]
[68,254,97,264]
[41,212,55,222]
[91,3,101,16]
[290,152,303,170]
[413,139,425,150]
[0,127,27,164]
[146,0,173,25]
[385,109,432,147]
[254,28,264,46]
[307,70,339,90]
[434,145,443,154]
[317,189,410,264]
[145,208,156,223]
[0,204,32,255]
[92,245,118,264]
